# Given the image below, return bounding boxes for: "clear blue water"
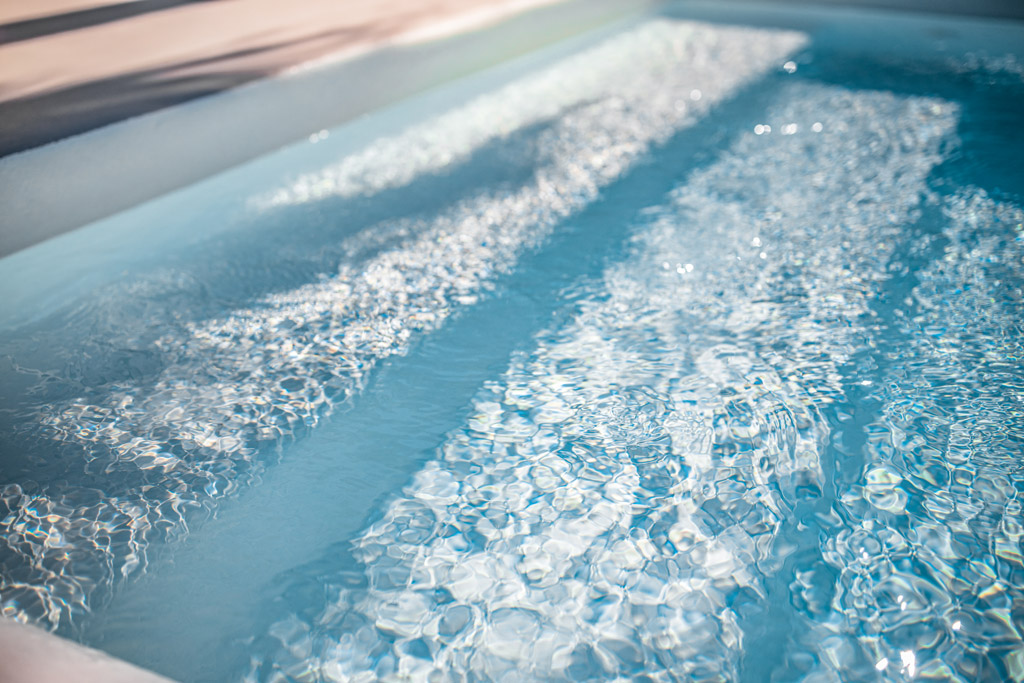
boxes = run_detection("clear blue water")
[1,4,1023,682]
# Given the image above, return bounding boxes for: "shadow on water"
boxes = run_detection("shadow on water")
[798,53,1024,199]
[0,104,562,628]
[0,108,564,644]
[730,33,1024,681]
[74,16,1024,682]
[4,5,1023,682]
[665,0,1024,198]
[0,111,560,456]
[75,59,801,682]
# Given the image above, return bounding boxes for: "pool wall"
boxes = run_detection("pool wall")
[0,0,654,258]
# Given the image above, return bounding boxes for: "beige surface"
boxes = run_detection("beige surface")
[0,0,559,155]
[0,0,553,101]
[0,618,175,683]
[0,0,111,24]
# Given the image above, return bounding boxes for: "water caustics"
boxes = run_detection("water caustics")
[249,76,1020,681]
[823,189,1024,681]
[0,19,806,630]
[2,7,1024,683]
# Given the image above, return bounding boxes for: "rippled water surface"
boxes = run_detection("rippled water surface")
[1,3,1023,682]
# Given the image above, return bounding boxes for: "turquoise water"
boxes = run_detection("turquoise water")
[1,4,1023,681]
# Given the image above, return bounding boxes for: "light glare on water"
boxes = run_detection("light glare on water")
[1,4,1023,683]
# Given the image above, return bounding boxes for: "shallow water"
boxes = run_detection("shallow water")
[1,3,1023,682]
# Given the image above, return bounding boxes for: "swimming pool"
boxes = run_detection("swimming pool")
[1,1,1022,681]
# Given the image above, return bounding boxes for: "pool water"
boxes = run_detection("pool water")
[1,2,1023,681]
